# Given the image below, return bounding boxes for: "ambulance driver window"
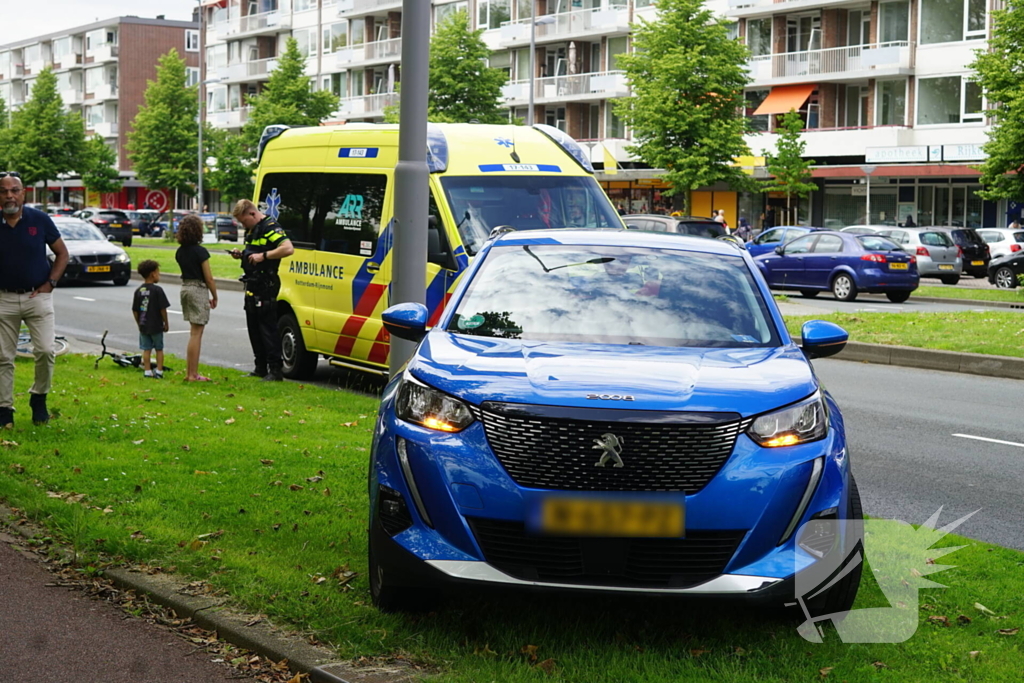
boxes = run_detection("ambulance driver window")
[320,173,387,256]
[258,172,324,248]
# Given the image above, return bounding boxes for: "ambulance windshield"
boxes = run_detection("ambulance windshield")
[441,175,623,255]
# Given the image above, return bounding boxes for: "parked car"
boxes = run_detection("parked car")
[49,217,132,285]
[932,227,989,277]
[624,214,726,239]
[755,231,918,302]
[875,227,963,284]
[77,209,133,246]
[48,206,76,216]
[988,252,1024,288]
[977,228,1024,260]
[367,228,860,614]
[154,209,197,236]
[125,209,162,237]
[207,213,240,241]
[746,225,823,257]
[839,225,881,235]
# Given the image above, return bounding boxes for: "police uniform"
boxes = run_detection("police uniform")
[241,216,288,376]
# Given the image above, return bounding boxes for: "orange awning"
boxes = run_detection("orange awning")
[753,84,817,116]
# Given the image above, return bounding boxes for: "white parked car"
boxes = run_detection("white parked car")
[977,228,1024,259]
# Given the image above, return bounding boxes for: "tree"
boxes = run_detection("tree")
[614,0,754,213]
[206,128,256,202]
[765,109,817,218]
[427,9,508,123]
[970,0,1024,201]
[6,67,86,208]
[0,96,10,170]
[126,49,198,202]
[81,135,123,195]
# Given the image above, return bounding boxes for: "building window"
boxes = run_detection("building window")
[921,0,986,45]
[879,2,910,43]
[477,0,510,31]
[352,20,365,46]
[186,67,200,88]
[186,30,200,52]
[607,36,628,70]
[747,18,771,57]
[323,21,349,53]
[917,76,983,124]
[745,90,769,132]
[293,28,317,58]
[293,0,315,12]
[436,1,468,27]
[606,106,625,138]
[845,85,868,127]
[876,79,906,125]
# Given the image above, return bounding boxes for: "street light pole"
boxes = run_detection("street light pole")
[197,0,204,212]
[861,165,876,226]
[528,10,536,126]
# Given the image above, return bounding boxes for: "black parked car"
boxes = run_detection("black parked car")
[988,252,1024,289]
[76,208,133,246]
[625,214,727,239]
[211,213,240,241]
[126,209,162,237]
[933,227,989,278]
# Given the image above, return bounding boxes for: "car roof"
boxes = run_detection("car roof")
[626,214,717,222]
[490,228,743,256]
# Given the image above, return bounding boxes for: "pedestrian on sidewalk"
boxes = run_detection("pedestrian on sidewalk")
[230,199,294,381]
[175,215,218,382]
[0,171,69,428]
[131,260,170,379]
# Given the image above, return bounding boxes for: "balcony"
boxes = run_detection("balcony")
[60,88,84,105]
[726,0,853,19]
[333,38,402,68]
[88,44,119,63]
[216,10,291,40]
[499,7,630,47]
[209,107,250,128]
[222,57,278,84]
[336,0,403,16]
[336,92,398,119]
[87,83,118,101]
[747,42,913,87]
[90,121,118,138]
[501,70,629,105]
[1,64,25,80]
[27,59,53,75]
[746,125,914,158]
[56,53,83,70]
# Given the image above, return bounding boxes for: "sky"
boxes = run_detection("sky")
[8,1,200,42]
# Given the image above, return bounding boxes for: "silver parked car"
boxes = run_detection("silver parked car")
[876,228,962,284]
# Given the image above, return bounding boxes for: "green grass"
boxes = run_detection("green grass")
[125,246,240,280]
[2,354,1022,682]
[915,286,1024,304]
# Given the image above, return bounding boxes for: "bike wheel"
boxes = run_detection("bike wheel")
[16,336,70,359]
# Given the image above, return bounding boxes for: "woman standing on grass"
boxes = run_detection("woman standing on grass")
[175,215,218,382]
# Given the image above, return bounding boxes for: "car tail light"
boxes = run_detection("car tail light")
[909,255,917,264]
[94,219,109,225]
[861,253,886,263]
[916,246,929,257]
[985,244,991,256]
[957,246,964,258]
[1011,244,1022,253]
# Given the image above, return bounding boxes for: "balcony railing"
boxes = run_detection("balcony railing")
[88,44,119,63]
[56,53,83,69]
[223,57,278,83]
[333,38,402,67]
[500,7,630,45]
[748,42,912,85]
[727,0,851,17]
[1,64,25,80]
[60,88,84,105]
[90,121,118,138]
[27,60,54,75]
[208,107,251,128]
[336,0,403,16]
[216,10,291,39]
[87,82,118,101]
[502,71,629,103]
[336,92,398,119]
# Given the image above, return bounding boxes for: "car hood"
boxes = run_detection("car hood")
[408,332,818,417]
[62,240,127,256]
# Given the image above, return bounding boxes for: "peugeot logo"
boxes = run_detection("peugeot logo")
[587,394,635,401]
[592,433,625,468]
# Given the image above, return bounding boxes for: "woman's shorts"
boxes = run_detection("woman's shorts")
[180,280,210,326]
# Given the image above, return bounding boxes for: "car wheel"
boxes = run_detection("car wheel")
[831,274,857,302]
[939,275,960,285]
[112,276,130,286]
[885,291,910,303]
[279,312,319,380]
[799,290,820,298]
[994,267,1018,289]
[368,534,437,613]
[122,237,132,247]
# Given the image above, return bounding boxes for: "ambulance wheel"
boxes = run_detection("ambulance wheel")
[279,312,318,380]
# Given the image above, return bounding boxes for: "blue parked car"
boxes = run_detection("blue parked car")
[746,225,824,258]
[755,231,919,302]
[369,228,861,616]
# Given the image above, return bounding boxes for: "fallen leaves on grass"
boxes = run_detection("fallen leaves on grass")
[224,418,235,425]
[928,615,951,627]
[1,440,19,448]
[819,667,834,677]
[535,659,556,675]
[9,463,24,472]
[288,484,303,491]
[260,459,274,466]
[997,628,1019,636]
[975,602,996,615]
[872,661,888,670]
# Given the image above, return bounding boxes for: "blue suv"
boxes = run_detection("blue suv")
[370,229,860,615]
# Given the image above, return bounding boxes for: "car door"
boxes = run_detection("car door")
[759,234,816,287]
[803,233,844,288]
[748,227,786,257]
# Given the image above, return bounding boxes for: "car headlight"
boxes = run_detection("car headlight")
[747,392,828,448]
[395,373,475,433]
[114,253,130,263]
[66,254,80,264]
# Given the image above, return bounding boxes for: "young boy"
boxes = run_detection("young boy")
[132,260,171,378]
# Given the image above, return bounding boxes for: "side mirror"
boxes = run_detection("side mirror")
[800,320,848,359]
[382,302,430,343]
[427,215,458,270]
[107,234,117,242]
[774,245,785,255]
[625,223,640,230]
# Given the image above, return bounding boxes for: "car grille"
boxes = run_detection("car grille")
[471,402,752,493]
[78,254,116,265]
[468,518,745,588]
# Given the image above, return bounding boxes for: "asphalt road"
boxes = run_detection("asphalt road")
[777,292,1021,315]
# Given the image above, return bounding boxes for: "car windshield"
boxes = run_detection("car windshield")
[447,244,779,348]
[856,236,902,251]
[678,222,725,239]
[440,176,622,256]
[57,222,107,241]
[99,212,126,220]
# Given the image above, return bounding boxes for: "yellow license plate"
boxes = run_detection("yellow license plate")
[541,497,684,537]
[889,262,908,270]
[86,265,111,273]
[971,260,984,266]
[938,264,954,270]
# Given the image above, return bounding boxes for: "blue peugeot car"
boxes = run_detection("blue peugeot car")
[369,229,860,615]
[755,231,919,302]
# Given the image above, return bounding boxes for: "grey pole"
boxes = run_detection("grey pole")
[860,165,876,226]
[527,12,536,126]
[197,0,204,212]
[389,0,431,375]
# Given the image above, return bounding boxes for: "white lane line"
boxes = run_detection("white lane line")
[166,330,190,335]
[168,309,182,315]
[953,433,1024,449]
[73,296,96,302]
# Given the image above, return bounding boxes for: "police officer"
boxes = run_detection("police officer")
[229,199,295,381]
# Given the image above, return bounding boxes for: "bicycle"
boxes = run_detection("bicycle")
[94,330,172,372]
[15,326,70,359]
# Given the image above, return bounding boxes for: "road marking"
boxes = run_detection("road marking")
[953,433,1024,449]
[860,307,884,312]
[166,330,190,335]
[168,309,182,315]
[73,296,96,302]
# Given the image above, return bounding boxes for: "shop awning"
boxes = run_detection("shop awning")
[753,84,817,116]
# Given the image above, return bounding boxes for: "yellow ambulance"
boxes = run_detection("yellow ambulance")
[252,122,624,378]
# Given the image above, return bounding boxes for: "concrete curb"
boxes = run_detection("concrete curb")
[825,340,1024,380]
[856,292,1024,310]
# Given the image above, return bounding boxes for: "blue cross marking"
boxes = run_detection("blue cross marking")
[494,137,514,148]
[265,188,281,220]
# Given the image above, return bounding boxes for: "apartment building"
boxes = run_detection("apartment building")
[201,0,1007,227]
[0,16,200,208]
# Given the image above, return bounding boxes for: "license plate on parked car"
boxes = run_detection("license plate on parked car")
[889,262,908,270]
[86,266,111,273]
[938,264,954,270]
[540,496,684,537]
[971,260,984,266]
[111,223,122,228]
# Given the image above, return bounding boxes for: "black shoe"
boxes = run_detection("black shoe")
[0,407,12,429]
[248,368,268,378]
[262,368,284,382]
[29,393,48,425]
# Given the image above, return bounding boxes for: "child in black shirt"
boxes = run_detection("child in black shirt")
[132,260,170,378]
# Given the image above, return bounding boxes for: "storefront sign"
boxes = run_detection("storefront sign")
[942,144,987,162]
[851,186,868,196]
[865,146,928,163]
